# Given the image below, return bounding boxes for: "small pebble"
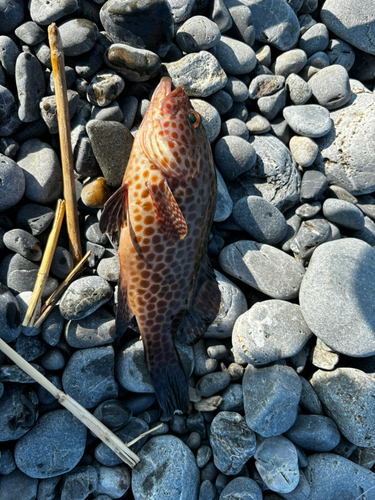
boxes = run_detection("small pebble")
[0,154,25,212]
[289,136,318,167]
[309,64,351,110]
[214,136,256,180]
[272,49,307,78]
[105,43,161,83]
[283,105,332,138]
[322,198,365,229]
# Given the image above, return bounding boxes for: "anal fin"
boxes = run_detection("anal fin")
[177,254,221,345]
[146,179,187,242]
[99,184,128,234]
[116,274,134,338]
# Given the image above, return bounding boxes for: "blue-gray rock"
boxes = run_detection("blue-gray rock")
[176,16,221,53]
[214,136,256,180]
[272,49,307,78]
[245,0,299,50]
[349,215,375,246]
[285,73,312,105]
[164,51,227,98]
[290,218,332,263]
[257,88,286,121]
[215,36,256,75]
[300,238,375,356]
[33,41,51,68]
[3,229,42,262]
[224,101,248,121]
[105,43,160,83]
[0,36,20,77]
[15,333,47,362]
[208,0,232,33]
[100,0,174,58]
[224,77,249,103]
[0,154,25,212]
[246,112,271,134]
[289,136,318,167]
[62,346,117,409]
[198,479,215,500]
[320,0,375,56]
[224,0,255,46]
[214,168,233,222]
[255,436,299,494]
[15,52,45,122]
[84,215,108,245]
[283,105,332,138]
[15,291,41,337]
[87,70,125,107]
[219,384,243,412]
[94,399,132,432]
[298,23,329,57]
[285,415,340,452]
[75,43,105,79]
[210,411,256,475]
[251,75,285,102]
[299,376,323,415]
[50,246,74,279]
[93,463,131,498]
[132,435,200,500]
[0,469,38,500]
[40,90,79,134]
[233,196,287,245]
[221,115,250,138]
[59,276,113,320]
[243,363,302,436]
[322,198,364,229]
[351,51,375,82]
[0,363,44,383]
[206,90,233,115]
[326,38,355,72]
[0,448,16,475]
[0,86,21,137]
[37,374,62,405]
[197,445,212,469]
[29,0,77,25]
[196,371,231,397]
[65,307,116,348]
[91,101,123,122]
[219,240,305,300]
[169,0,195,23]
[191,99,221,143]
[304,453,375,499]
[17,139,63,204]
[59,18,98,56]
[0,283,21,342]
[300,170,328,202]
[0,384,38,441]
[16,203,54,236]
[42,307,65,346]
[219,477,262,500]
[233,300,312,365]
[15,21,47,45]
[40,347,67,371]
[309,65,351,110]
[0,0,24,34]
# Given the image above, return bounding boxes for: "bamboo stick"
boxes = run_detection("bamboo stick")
[23,199,65,328]
[48,23,82,266]
[0,338,140,468]
[34,250,91,329]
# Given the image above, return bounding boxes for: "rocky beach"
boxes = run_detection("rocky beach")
[1,0,375,498]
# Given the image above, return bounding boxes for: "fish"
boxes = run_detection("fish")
[99,76,221,417]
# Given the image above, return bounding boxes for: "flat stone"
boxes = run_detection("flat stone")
[219,477,262,500]
[176,16,221,53]
[164,51,227,98]
[132,435,200,500]
[15,52,45,122]
[65,307,116,348]
[272,49,307,78]
[315,93,375,195]
[285,415,340,452]
[309,65,351,110]
[15,21,47,45]
[283,105,332,138]
[249,75,285,100]
[243,363,302,437]
[232,300,312,365]
[300,170,328,202]
[59,18,98,56]
[219,240,305,300]
[0,154,25,212]
[105,44,161,82]
[29,0,77,25]
[323,198,365,229]
[214,136,256,180]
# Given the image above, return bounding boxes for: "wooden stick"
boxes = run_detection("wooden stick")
[0,338,140,468]
[48,23,82,266]
[34,250,91,329]
[23,200,65,328]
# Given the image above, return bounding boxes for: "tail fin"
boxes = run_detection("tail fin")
[148,362,190,418]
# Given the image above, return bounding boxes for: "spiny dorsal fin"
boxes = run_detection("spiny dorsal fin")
[99,184,128,234]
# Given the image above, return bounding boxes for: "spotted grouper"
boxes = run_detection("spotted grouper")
[99,76,221,417]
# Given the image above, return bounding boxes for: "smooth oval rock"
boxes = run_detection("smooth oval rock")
[219,477,262,500]
[0,384,38,442]
[0,154,25,212]
[322,198,365,229]
[285,414,340,452]
[309,64,351,110]
[215,35,256,75]
[214,136,256,180]
[176,16,221,53]
[65,307,116,348]
[29,0,77,25]
[105,43,161,82]
[0,283,22,342]
[283,105,332,138]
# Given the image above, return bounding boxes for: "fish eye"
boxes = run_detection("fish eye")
[189,110,200,128]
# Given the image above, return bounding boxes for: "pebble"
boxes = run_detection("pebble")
[65,307,115,348]
[272,49,307,78]
[285,73,312,105]
[0,0,24,34]
[285,415,340,452]
[60,465,98,500]
[40,347,66,371]
[206,90,233,115]
[50,246,74,279]
[210,411,256,475]
[132,435,200,500]
[33,41,51,68]
[94,399,132,432]
[243,363,302,437]
[191,99,221,143]
[17,138,63,204]
[300,170,328,202]
[233,300,312,365]
[221,118,249,139]
[349,215,375,246]
[15,21,46,46]
[232,196,287,245]
[283,105,332,138]
[214,168,233,222]
[257,88,287,121]
[164,51,227,98]
[0,469,38,500]
[86,70,125,107]
[194,340,219,376]
[15,52,45,122]
[215,36,257,76]
[299,376,323,415]
[225,0,255,46]
[3,229,42,261]
[290,218,332,263]
[0,86,21,137]
[16,203,54,235]
[219,384,243,412]
[104,46,158,82]
[249,75,285,100]
[84,214,108,245]
[322,198,365,229]
[0,384,38,441]
[219,240,305,300]
[29,0,77,25]
[208,0,232,33]
[214,136,256,180]
[246,112,271,134]
[62,346,117,409]
[15,291,41,337]
[93,463,131,498]
[176,16,221,53]
[40,90,79,134]
[37,374,61,405]
[0,35,20,77]
[326,38,355,72]
[59,18,98,57]
[0,283,22,342]
[352,52,375,82]
[0,154,25,212]
[219,477,262,500]
[15,409,86,478]
[299,23,329,57]
[196,372,231,397]
[224,77,249,103]
[254,436,299,494]
[0,448,16,475]
[309,64,351,110]
[289,136,318,167]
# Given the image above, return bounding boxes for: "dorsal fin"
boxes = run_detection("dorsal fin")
[99,184,128,234]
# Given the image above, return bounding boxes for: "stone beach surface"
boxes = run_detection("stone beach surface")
[1,0,375,499]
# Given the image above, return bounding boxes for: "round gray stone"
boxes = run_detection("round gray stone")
[289,136,318,167]
[176,16,221,53]
[0,154,25,212]
[283,105,332,138]
[15,409,86,478]
[93,463,131,498]
[65,307,116,348]
[246,112,271,134]
[219,240,305,300]
[191,99,221,143]
[224,77,249,103]
[285,73,312,105]
[0,384,38,441]
[257,88,286,121]
[15,52,45,122]
[285,415,340,452]
[232,300,312,365]
[299,23,329,57]
[299,238,375,356]
[214,136,256,180]
[326,38,356,72]
[215,36,256,75]
[322,198,365,229]
[0,470,38,500]
[59,276,113,320]
[309,64,351,110]
[300,170,329,202]
[29,0,77,25]
[15,21,47,45]
[243,363,302,437]
[59,18,98,56]
[104,43,160,83]
[290,218,332,264]
[272,49,307,78]
[132,435,200,500]
[3,229,42,261]
[219,477,262,500]
[214,168,233,222]
[196,371,231,397]
[0,283,22,342]
[0,85,21,136]
[299,376,323,415]
[0,0,24,34]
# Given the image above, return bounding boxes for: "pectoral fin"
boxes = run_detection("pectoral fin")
[99,184,128,234]
[115,274,134,337]
[177,254,221,345]
[146,179,187,242]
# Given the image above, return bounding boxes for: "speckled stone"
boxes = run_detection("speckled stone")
[273,49,307,78]
[15,21,47,45]
[219,477,262,500]
[87,70,125,107]
[322,198,365,229]
[0,155,25,212]
[249,75,285,100]
[15,52,45,122]
[29,0,77,25]
[3,229,42,261]
[59,18,98,56]
[309,65,351,110]
[285,73,312,105]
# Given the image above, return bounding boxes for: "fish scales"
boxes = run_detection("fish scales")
[100,77,221,417]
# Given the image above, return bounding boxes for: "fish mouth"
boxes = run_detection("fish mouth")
[159,76,186,101]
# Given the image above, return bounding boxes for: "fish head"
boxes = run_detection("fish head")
[140,77,212,184]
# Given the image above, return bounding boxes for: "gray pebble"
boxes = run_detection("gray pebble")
[105,43,160,83]
[219,477,262,500]
[312,338,340,371]
[41,308,64,347]
[215,36,256,75]
[352,51,375,82]
[196,371,231,397]
[0,469,38,500]
[169,0,195,23]
[290,218,332,263]
[15,52,45,122]
[15,291,41,337]
[300,238,375,356]
[15,334,46,362]
[0,35,20,76]
[206,91,233,117]
[15,21,47,46]
[65,307,116,348]
[224,101,248,121]
[93,463,131,498]
[283,104,332,137]
[243,363,302,437]
[29,0,77,25]
[0,86,20,137]
[219,240,305,300]
[33,41,51,68]
[233,300,312,365]
[40,348,66,371]
[208,0,232,33]
[170,415,188,434]
[0,154,25,212]
[60,465,98,500]
[16,203,54,236]
[219,383,243,412]
[322,198,365,229]
[51,246,74,279]
[255,436,299,494]
[59,18,98,56]
[300,170,328,202]
[214,168,233,223]
[299,375,323,415]
[84,215,108,245]
[75,43,105,79]
[197,446,213,469]
[59,276,113,320]
[258,87,286,121]
[94,399,132,432]
[187,410,206,438]
[289,136,318,167]
[246,112,271,134]
[233,196,287,245]
[349,215,375,246]
[14,409,86,478]
[132,435,199,500]
[225,0,255,46]
[285,415,340,452]
[91,101,123,122]
[87,70,125,107]
[176,16,221,53]
[207,344,227,360]
[272,49,307,78]
[164,51,227,98]
[194,339,218,375]
[119,95,138,129]
[326,38,355,72]
[210,411,256,475]
[191,99,221,143]
[187,432,201,450]
[0,448,16,475]
[249,75,285,100]
[269,116,291,145]
[0,283,22,342]
[0,362,44,383]
[285,73,312,105]
[214,136,256,180]
[0,137,19,159]
[40,90,79,134]
[0,384,38,441]
[309,64,351,110]
[224,76,249,103]
[17,139,63,204]
[295,201,321,219]
[37,374,61,405]
[221,118,249,139]
[299,23,329,57]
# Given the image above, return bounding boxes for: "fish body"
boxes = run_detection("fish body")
[100,77,221,416]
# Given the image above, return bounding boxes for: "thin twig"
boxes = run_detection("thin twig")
[48,23,82,266]
[0,338,140,468]
[34,250,91,329]
[23,199,65,328]
[126,423,163,447]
